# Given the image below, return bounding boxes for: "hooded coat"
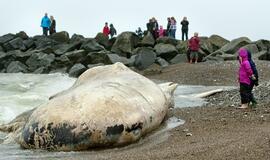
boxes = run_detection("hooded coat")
[41,16,51,28]
[238,48,253,85]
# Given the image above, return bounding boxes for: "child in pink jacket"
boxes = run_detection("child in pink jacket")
[238,48,255,109]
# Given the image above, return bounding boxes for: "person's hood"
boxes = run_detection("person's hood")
[238,48,248,61]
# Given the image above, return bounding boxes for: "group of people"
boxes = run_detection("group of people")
[102,22,117,38]
[40,13,56,36]
[145,17,189,41]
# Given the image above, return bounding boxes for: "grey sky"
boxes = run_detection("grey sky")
[0,0,269,41]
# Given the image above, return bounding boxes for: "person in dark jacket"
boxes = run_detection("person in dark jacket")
[181,17,189,41]
[109,24,117,38]
[49,16,56,35]
[136,27,143,38]
[150,17,159,39]
[41,13,51,36]
[146,19,152,32]
[166,17,171,37]
[247,50,259,107]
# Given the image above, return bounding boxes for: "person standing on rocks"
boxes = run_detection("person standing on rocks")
[181,17,189,41]
[146,19,152,32]
[103,22,110,37]
[109,24,117,38]
[188,32,200,63]
[169,17,177,38]
[151,17,159,39]
[166,17,171,37]
[40,13,51,36]
[49,15,56,35]
[136,27,143,38]
[238,48,255,109]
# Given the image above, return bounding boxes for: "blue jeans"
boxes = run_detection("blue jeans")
[170,29,176,38]
[43,27,48,36]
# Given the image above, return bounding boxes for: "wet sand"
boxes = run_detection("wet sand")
[88,60,270,160]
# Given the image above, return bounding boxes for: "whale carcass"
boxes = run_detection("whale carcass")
[3,62,177,151]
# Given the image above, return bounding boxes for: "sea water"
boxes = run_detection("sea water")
[0,73,233,160]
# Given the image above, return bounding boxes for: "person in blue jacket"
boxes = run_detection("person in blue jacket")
[247,50,259,107]
[41,13,51,36]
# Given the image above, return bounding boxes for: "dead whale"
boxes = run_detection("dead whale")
[7,62,178,151]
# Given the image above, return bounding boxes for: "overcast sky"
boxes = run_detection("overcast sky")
[0,0,269,41]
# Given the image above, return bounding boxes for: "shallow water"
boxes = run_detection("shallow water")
[0,73,234,160]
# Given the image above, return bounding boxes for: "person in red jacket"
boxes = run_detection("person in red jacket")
[188,32,200,63]
[103,22,110,37]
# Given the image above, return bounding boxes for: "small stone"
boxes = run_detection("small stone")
[186,133,192,137]
[183,129,189,132]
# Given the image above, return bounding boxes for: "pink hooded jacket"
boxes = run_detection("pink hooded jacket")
[238,48,253,85]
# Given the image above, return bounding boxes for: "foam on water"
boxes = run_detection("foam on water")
[0,73,76,124]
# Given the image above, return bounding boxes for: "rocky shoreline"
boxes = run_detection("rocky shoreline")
[0,31,270,77]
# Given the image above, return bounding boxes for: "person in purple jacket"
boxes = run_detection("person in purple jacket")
[238,48,256,109]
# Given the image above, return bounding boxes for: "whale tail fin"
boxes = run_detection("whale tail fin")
[159,82,178,108]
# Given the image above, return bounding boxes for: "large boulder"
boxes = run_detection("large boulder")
[6,50,32,62]
[156,57,169,68]
[242,44,259,54]
[6,61,28,73]
[154,43,179,61]
[0,51,7,61]
[176,41,188,54]
[26,52,55,71]
[156,37,179,46]
[64,49,88,63]
[86,50,109,64]
[170,54,188,64]
[255,39,270,51]
[203,50,237,61]
[80,38,105,52]
[95,32,110,49]
[23,38,35,50]
[3,37,26,51]
[258,51,270,61]
[53,55,72,68]
[138,32,155,47]
[34,36,59,50]
[0,33,16,46]
[54,42,82,55]
[68,63,87,77]
[199,37,214,55]
[70,34,85,44]
[208,35,229,51]
[13,63,177,151]
[111,32,139,57]
[133,47,156,70]
[16,31,29,40]
[105,54,135,66]
[50,31,70,43]
[220,37,251,54]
